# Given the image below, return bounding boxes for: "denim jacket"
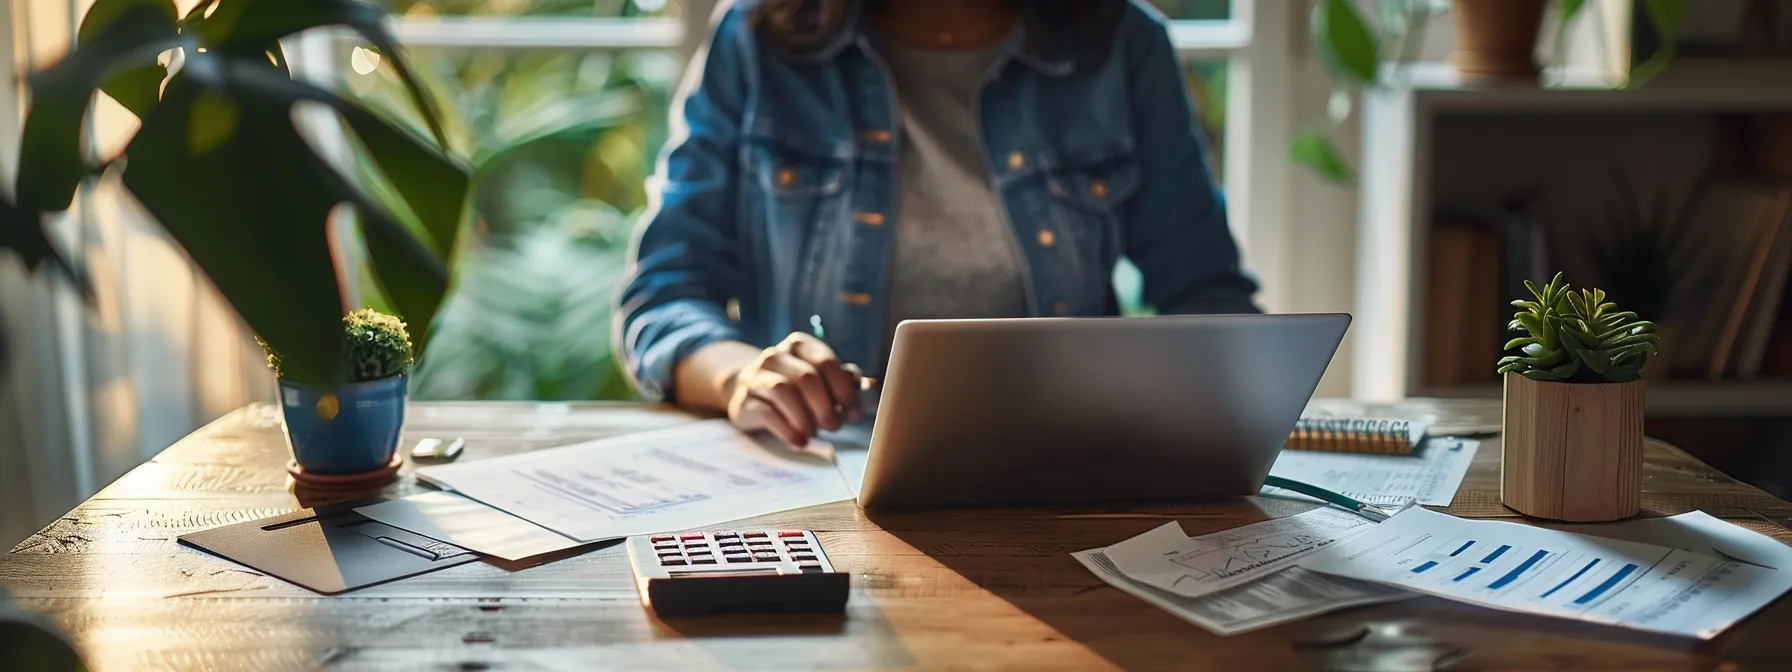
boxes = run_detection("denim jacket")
[617,0,1260,402]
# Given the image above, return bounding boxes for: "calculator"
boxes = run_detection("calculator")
[625,530,850,617]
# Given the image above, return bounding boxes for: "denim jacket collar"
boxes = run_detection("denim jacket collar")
[789,2,1077,76]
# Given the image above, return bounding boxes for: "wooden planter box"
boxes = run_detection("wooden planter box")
[1500,372,1645,522]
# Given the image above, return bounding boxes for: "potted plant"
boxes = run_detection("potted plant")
[262,309,415,483]
[1497,272,1660,522]
[0,2,468,478]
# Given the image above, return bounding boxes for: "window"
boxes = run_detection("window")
[298,0,1289,398]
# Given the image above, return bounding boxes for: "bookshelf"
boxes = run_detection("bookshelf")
[1351,62,1792,418]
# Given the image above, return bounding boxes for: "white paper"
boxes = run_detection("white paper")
[1261,438,1480,507]
[1104,507,1377,598]
[1073,550,1410,636]
[414,420,854,542]
[1296,507,1792,639]
[354,491,587,561]
[1540,511,1792,571]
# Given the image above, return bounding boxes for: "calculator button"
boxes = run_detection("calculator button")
[724,553,751,563]
[662,557,688,566]
[658,552,683,561]
[778,530,804,538]
[798,562,823,573]
[752,551,781,562]
[650,535,674,543]
[679,533,705,541]
[714,532,739,539]
[690,556,717,565]
[654,542,679,551]
[784,542,810,551]
[743,531,768,539]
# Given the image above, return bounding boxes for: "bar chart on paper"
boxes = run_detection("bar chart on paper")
[1296,507,1792,639]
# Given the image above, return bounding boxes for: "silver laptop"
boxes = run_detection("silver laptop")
[855,313,1350,508]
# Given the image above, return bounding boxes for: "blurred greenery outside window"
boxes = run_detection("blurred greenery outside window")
[336,0,1236,401]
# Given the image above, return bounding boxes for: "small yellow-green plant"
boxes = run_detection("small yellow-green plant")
[1497,273,1660,383]
[261,309,415,383]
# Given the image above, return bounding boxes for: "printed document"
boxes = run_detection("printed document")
[1103,507,1378,598]
[355,491,586,562]
[1073,551,1410,636]
[1295,506,1792,639]
[1261,438,1479,507]
[415,420,853,542]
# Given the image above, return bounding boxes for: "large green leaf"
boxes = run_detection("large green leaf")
[217,61,463,355]
[80,0,177,121]
[17,3,183,210]
[120,66,348,384]
[196,0,448,148]
[1311,0,1380,85]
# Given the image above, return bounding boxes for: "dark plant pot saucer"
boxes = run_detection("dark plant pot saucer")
[286,453,404,491]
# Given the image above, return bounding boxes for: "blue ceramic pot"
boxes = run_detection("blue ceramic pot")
[278,374,408,475]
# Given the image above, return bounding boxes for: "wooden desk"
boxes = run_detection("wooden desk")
[3,400,1791,671]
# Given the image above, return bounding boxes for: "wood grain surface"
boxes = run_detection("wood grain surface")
[1500,374,1646,522]
[4,399,1792,671]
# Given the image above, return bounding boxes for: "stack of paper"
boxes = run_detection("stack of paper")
[357,421,854,560]
[1293,507,1792,640]
[1072,507,1411,635]
[1261,438,1480,508]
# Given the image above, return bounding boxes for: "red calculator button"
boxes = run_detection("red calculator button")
[650,535,674,542]
[679,533,705,541]
[778,530,805,538]
[743,531,768,539]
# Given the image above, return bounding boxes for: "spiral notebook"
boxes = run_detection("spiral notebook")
[1285,415,1432,455]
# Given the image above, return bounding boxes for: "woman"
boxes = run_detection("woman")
[617,0,1259,447]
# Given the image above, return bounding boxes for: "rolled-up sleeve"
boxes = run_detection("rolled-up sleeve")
[615,6,755,402]
[1120,6,1262,316]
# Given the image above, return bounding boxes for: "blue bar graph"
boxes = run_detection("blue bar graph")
[1542,559,1600,599]
[1453,567,1481,582]
[1574,563,1638,605]
[1450,541,1475,557]
[1488,550,1549,589]
[1482,545,1511,563]
[1411,560,1439,574]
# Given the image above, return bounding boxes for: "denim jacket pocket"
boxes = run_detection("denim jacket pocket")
[1043,152,1139,307]
[743,135,849,199]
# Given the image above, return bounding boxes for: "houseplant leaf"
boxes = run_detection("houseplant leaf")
[119,63,347,385]
[217,61,464,356]
[1290,127,1353,184]
[195,0,449,147]
[79,0,177,120]
[17,2,183,210]
[1311,0,1380,85]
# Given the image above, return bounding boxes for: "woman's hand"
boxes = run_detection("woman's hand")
[723,333,864,447]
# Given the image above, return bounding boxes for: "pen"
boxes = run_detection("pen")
[810,315,877,390]
[1262,475,1397,523]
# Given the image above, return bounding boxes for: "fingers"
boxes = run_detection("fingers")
[745,368,816,444]
[762,354,841,432]
[732,396,805,447]
[782,333,862,422]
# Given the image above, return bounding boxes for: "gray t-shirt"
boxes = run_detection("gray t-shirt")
[875,35,1032,363]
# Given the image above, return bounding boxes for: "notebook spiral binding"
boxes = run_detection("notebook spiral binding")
[1287,417,1419,454]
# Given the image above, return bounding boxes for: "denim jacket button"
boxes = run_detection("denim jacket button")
[861,130,892,143]
[776,168,797,187]
[1037,229,1056,247]
[1090,180,1108,198]
[1006,151,1026,170]
[853,212,885,226]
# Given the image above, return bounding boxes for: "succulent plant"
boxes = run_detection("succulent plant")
[1497,272,1660,383]
[260,308,415,384]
